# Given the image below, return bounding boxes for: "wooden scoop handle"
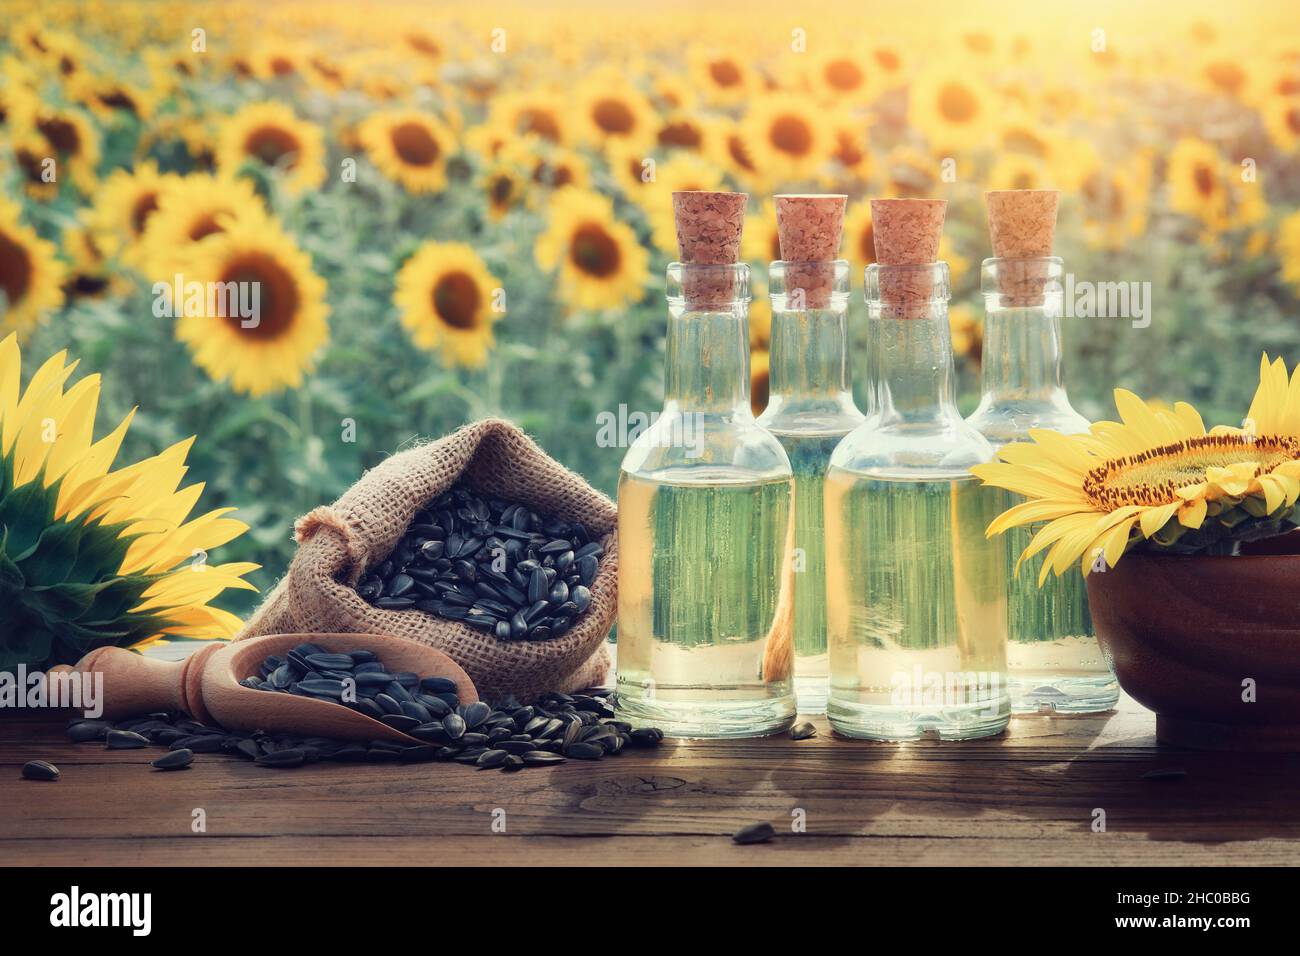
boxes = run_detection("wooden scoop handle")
[72,643,222,722]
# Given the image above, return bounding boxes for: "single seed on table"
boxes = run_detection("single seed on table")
[152,749,194,771]
[22,760,60,781]
[256,749,307,768]
[521,751,566,766]
[790,722,817,740]
[565,742,604,760]
[476,749,510,768]
[732,822,775,845]
[67,721,109,743]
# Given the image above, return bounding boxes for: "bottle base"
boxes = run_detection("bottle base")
[614,689,796,739]
[1010,675,1120,715]
[826,696,1010,741]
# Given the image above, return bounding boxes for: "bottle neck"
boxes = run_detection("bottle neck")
[664,303,751,416]
[979,302,1066,405]
[767,299,852,400]
[873,304,961,425]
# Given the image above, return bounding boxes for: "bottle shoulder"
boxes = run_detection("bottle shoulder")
[619,411,792,479]
[828,415,995,478]
[966,395,1091,445]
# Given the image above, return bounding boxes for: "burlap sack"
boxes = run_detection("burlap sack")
[238,419,616,701]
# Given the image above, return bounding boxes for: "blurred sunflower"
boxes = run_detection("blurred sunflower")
[826,113,872,182]
[481,163,524,221]
[70,74,155,123]
[745,94,824,182]
[1263,95,1300,153]
[175,218,329,397]
[0,335,257,669]
[217,102,326,195]
[742,199,782,265]
[638,153,725,254]
[359,109,454,194]
[1167,137,1229,231]
[30,106,101,193]
[987,152,1050,191]
[655,111,711,154]
[948,302,982,364]
[881,145,939,198]
[804,47,877,105]
[909,72,992,153]
[393,242,502,368]
[87,162,179,268]
[485,91,570,146]
[535,189,649,311]
[750,349,770,417]
[0,198,65,337]
[750,279,772,351]
[523,143,591,194]
[843,200,877,267]
[578,75,656,151]
[974,356,1300,581]
[689,48,755,105]
[708,117,762,186]
[1279,209,1300,292]
[1080,157,1152,251]
[141,173,269,275]
[60,222,123,301]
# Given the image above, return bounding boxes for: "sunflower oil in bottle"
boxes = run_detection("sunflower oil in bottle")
[756,260,865,714]
[966,256,1119,714]
[616,261,797,738]
[825,261,1010,740]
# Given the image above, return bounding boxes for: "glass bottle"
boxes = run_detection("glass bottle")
[966,256,1119,714]
[825,262,1009,740]
[616,262,797,738]
[756,259,864,715]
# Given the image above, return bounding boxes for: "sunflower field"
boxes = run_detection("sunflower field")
[1,0,1299,633]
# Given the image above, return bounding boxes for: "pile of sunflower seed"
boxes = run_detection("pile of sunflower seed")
[64,691,659,771]
[356,485,600,641]
[61,644,662,772]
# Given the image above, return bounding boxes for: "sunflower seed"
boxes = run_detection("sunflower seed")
[22,760,60,781]
[790,722,817,740]
[152,749,194,771]
[106,730,149,749]
[733,822,775,845]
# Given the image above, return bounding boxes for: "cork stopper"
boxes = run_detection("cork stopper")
[986,189,1058,306]
[674,190,746,263]
[673,190,747,307]
[775,194,845,309]
[870,198,946,319]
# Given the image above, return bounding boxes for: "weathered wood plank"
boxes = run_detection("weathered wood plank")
[3,696,1299,866]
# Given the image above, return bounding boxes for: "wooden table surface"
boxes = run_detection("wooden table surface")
[5,692,1300,867]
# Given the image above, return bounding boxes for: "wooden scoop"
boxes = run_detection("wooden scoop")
[63,633,478,744]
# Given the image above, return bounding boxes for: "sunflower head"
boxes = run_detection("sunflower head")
[359,109,454,194]
[394,242,502,368]
[0,198,65,338]
[974,355,1300,582]
[0,336,257,669]
[174,218,329,397]
[217,102,326,195]
[535,188,649,312]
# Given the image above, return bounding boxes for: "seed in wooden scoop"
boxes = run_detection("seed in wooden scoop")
[732,822,775,845]
[22,760,60,781]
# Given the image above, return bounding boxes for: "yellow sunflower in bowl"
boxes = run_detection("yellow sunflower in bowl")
[974,356,1300,582]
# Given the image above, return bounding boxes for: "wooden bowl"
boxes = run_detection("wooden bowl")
[1087,545,1300,751]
